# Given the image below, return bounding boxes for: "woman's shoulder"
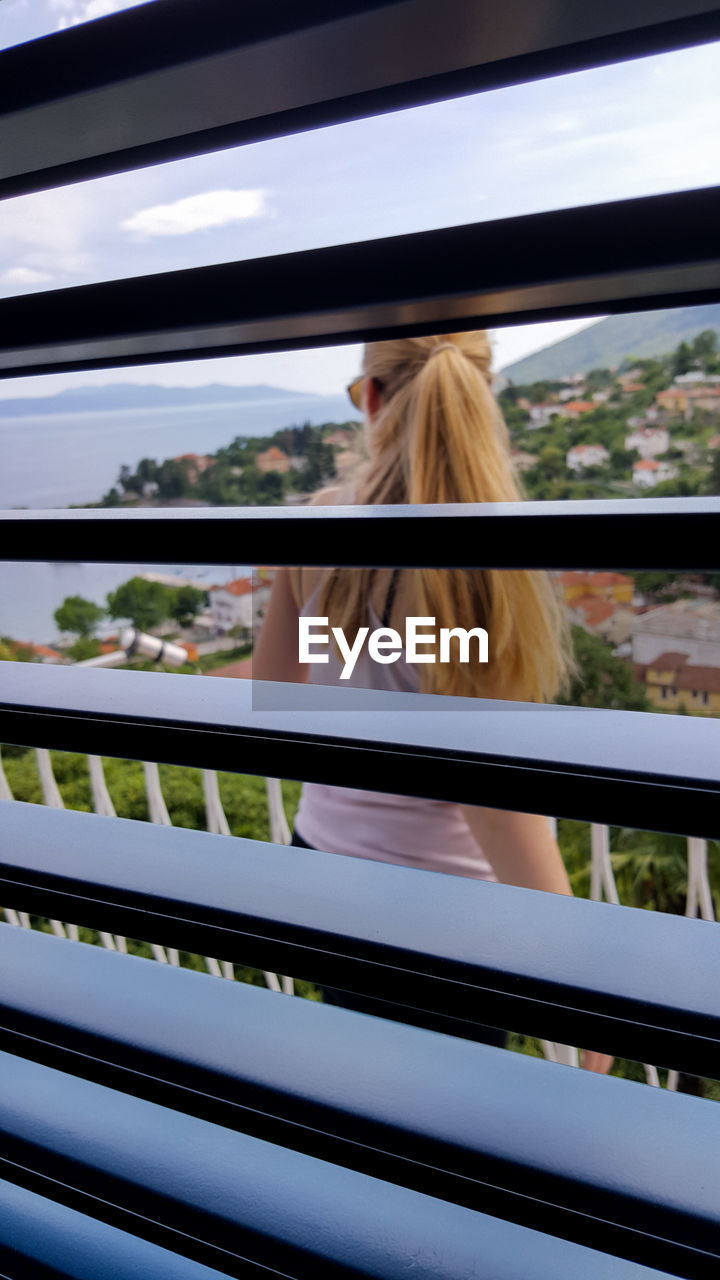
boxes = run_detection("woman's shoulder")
[307,484,346,507]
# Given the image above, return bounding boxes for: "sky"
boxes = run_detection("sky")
[1,1,719,398]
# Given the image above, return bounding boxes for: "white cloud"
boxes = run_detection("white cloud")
[51,0,141,29]
[121,189,268,238]
[0,266,52,286]
[0,185,96,279]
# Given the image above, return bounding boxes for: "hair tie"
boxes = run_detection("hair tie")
[429,342,457,358]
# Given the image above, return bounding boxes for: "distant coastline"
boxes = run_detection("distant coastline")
[0,382,320,418]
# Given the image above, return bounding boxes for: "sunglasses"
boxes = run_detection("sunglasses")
[347,375,384,411]
[346,376,363,411]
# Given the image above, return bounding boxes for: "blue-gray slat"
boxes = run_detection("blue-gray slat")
[0,1048,683,1280]
[1,0,716,199]
[1,665,718,837]
[2,496,720,570]
[0,1177,231,1280]
[1,188,718,377]
[1,804,719,1076]
[0,922,718,1274]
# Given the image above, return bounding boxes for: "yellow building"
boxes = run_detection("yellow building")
[558,572,634,606]
[655,388,688,414]
[642,652,720,715]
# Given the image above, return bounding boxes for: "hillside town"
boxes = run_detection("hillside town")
[501,329,720,501]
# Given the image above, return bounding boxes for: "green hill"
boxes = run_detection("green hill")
[501,303,720,383]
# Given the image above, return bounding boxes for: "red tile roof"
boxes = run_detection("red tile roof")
[209,577,257,597]
[676,666,720,694]
[647,652,689,670]
[571,595,615,625]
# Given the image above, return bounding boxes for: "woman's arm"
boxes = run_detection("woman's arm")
[253,485,343,683]
[252,570,308,684]
[462,805,613,1075]
[462,806,571,895]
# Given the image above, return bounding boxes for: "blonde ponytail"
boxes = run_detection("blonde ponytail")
[319,333,572,702]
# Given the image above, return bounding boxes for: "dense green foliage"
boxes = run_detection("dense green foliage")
[560,627,648,711]
[54,595,105,638]
[105,577,206,631]
[101,420,361,509]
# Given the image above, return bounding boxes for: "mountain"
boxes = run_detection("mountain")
[0,382,320,417]
[500,303,720,384]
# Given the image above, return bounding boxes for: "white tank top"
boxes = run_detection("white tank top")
[294,582,496,881]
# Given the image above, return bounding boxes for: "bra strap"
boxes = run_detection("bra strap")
[381,568,400,628]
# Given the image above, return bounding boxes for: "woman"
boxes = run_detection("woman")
[254,331,611,1073]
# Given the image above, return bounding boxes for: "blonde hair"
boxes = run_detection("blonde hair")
[319,332,572,701]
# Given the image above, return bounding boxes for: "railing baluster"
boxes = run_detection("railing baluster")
[87,754,116,818]
[32,749,78,941]
[202,769,231,836]
[0,745,12,802]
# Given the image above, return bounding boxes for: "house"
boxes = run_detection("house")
[687,387,720,414]
[559,400,595,420]
[173,453,214,483]
[632,459,677,488]
[510,449,538,472]
[640,652,720,715]
[527,403,559,429]
[558,572,634,606]
[8,641,63,663]
[655,388,689,416]
[256,446,291,474]
[566,443,609,472]
[624,426,669,458]
[208,577,272,633]
[568,596,634,645]
[632,600,720,667]
[324,429,356,448]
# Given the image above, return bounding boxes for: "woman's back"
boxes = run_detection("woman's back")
[293,572,497,881]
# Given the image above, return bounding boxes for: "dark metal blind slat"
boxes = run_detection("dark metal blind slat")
[2,497,719,569]
[1,188,718,378]
[2,803,719,1077]
[1,0,717,201]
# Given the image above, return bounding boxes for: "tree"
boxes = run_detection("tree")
[169,585,207,628]
[672,340,694,377]
[559,627,648,711]
[156,458,192,499]
[691,329,717,364]
[54,595,105,638]
[67,636,102,662]
[706,448,720,496]
[106,578,171,631]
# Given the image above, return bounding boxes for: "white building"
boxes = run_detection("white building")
[566,443,609,472]
[624,426,669,458]
[632,459,677,488]
[209,578,271,634]
[632,601,720,667]
[528,403,559,429]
